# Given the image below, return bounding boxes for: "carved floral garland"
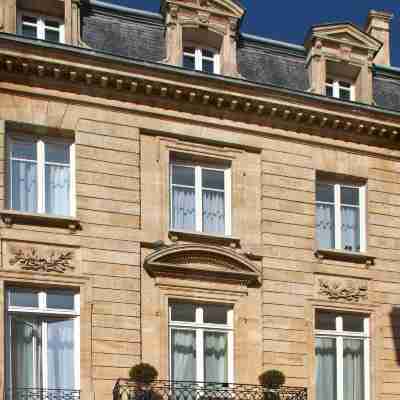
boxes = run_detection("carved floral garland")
[9,248,74,273]
[319,279,368,302]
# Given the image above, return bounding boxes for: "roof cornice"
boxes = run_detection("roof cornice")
[0,34,399,148]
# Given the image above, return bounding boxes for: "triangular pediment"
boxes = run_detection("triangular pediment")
[306,23,382,53]
[144,244,260,286]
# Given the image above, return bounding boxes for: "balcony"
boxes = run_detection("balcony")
[113,380,307,400]
[4,389,80,400]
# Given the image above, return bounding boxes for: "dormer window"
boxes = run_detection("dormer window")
[18,12,64,43]
[325,78,355,101]
[183,47,220,74]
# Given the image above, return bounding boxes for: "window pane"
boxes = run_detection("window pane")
[47,319,75,389]
[10,316,42,388]
[203,304,229,324]
[12,140,36,160]
[183,47,195,55]
[343,315,364,333]
[45,164,70,216]
[202,190,225,235]
[202,169,224,190]
[46,143,70,164]
[341,187,359,206]
[11,159,37,212]
[22,16,37,24]
[315,311,336,331]
[203,49,214,59]
[203,59,215,74]
[172,186,195,231]
[339,88,351,101]
[45,29,60,43]
[315,337,337,400]
[47,290,75,310]
[22,24,38,39]
[171,303,196,322]
[316,183,334,203]
[171,329,196,381]
[9,288,39,308]
[172,165,195,187]
[326,85,334,98]
[45,20,60,29]
[341,206,360,252]
[343,339,364,400]
[183,55,195,70]
[339,81,352,88]
[316,203,335,249]
[204,332,228,383]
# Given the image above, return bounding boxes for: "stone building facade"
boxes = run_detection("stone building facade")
[0,1,399,400]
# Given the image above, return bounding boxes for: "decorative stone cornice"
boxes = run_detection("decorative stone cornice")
[319,279,368,302]
[1,36,400,147]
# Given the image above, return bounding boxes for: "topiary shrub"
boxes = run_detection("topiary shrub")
[129,363,158,384]
[259,370,286,389]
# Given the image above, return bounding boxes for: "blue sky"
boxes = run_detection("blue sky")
[104,1,400,67]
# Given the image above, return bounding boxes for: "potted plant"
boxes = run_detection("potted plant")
[259,370,286,400]
[129,363,159,400]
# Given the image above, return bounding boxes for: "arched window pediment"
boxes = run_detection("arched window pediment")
[144,244,260,287]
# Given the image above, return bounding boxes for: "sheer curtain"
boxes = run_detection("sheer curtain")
[343,339,364,400]
[341,206,360,252]
[171,330,196,381]
[45,164,70,216]
[11,317,41,388]
[316,203,335,249]
[315,337,336,400]
[47,319,75,389]
[202,190,225,235]
[172,187,196,231]
[12,159,37,212]
[204,332,228,383]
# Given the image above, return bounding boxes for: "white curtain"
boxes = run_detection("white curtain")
[12,160,37,212]
[204,332,228,383]
[11,317,41,389]
[343,339,364,400]
[341,206,360,252]
[202,190,225,235]
[47,319,75,389]
[171,330,196,381]
[45,165,70,216]
[172,187,196,231]
[315,337,336,400]
[316,203,335,249]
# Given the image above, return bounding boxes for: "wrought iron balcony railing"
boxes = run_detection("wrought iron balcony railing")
[113,380,307,400]
[5,388,80,400]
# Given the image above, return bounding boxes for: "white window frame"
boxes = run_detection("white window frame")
[18,11,65,43]
[169,302,234,383]
[7,134,76,217]
[6,288,80,392]
[325,78,355,101]
[315,311,370,400]
[316,182,366,252]
[170,161,232,236]
[183,46,220,74]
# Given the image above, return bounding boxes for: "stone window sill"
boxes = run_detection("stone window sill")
[315,248,375,266]
[1,209,81,233]
[168,229,241,249]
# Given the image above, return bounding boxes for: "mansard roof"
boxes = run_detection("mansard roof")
[79,1,400,112]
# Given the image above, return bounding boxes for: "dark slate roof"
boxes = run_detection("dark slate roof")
[82,1,400,113]
[81,1,165,62]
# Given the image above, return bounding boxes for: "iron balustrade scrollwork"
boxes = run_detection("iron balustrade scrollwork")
[5,388,80,400]
[113,380,307,400]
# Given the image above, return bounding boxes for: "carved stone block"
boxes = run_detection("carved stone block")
[315,276,368,302]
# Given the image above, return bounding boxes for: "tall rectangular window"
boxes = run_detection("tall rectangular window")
[5,288,80,399]
[170,158,231,236]
[169,302,233,383]
[19,13,64,43]
[8,135,75,217]
[183,47,220,74]
[315,311,369,400]
[316,182,366,252]
[325,79,354,101]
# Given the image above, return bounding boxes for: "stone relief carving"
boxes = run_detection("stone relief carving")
[319,279,368,302]
[9,247,74,273]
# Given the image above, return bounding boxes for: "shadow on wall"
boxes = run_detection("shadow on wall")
[389,307,400,365]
